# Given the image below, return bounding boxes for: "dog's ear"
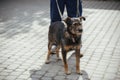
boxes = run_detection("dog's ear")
[64,17,72,26]
[79,16,86,21]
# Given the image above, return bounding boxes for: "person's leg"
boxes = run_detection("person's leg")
[50,0,65,23]
[66,0,82,17]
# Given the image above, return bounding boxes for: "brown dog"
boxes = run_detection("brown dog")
[46,17,85,75]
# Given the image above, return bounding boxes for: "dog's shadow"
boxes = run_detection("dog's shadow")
[29,55,90,80]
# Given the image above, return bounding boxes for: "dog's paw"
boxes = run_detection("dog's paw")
[76,71,82,75]
[45,60,50,64]
[57,57,61,61]
[80,54,83,58]
[65,70,71,75]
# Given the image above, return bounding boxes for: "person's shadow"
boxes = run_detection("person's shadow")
[81,70,90,80]
[29,54,90,80]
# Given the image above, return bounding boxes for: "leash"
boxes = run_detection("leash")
[56,0,81,43]
[56,0,80,20]
[61,21,67,28]
[77,0,80,17]
[56,0,64,20]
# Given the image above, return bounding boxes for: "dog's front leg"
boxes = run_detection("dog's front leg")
[75,45,82,75]
[62,49,71,75]
[61,39,71,75]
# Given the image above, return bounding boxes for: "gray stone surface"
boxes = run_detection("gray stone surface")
[0,0,120,80]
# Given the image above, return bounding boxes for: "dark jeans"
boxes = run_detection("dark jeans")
[50,0,82,22]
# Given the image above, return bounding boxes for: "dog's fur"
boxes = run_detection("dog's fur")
[46,17,85,75]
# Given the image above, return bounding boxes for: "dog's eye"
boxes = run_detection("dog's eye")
[73,23,78,25]
[78,23,82,25]
[73,23,81,26]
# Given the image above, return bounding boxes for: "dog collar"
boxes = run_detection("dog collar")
[61,21,67,28]
[72,38,75,43]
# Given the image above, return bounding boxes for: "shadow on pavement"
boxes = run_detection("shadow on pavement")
[81,70,90,80]
[29,54,90,80]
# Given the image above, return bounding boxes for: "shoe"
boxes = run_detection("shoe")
[51,45,57,53]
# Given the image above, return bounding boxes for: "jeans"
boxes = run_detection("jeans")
[50,0,82,22]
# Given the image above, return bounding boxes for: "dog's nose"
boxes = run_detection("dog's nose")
[78,29,83,32]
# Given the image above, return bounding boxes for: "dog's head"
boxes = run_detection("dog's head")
[64,17,85,36]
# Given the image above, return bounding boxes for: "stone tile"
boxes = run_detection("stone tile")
[91,77,103,80]
[0,76,6,80]
[106,67,118,74]
[92,74,103,78]
[31,75,41,79]
[41,77,53,80]
[103,73,116,80]
[0,0,120,80]
[0,71,9,76]
[44,72,57,77]
[4,75,17,80]
[54,76,65,80]
[10,71,23,76]
[17,74,29,79]
[66,74,80,80]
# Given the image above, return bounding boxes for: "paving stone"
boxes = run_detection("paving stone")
[57,71,66,76]
[28,78,39,80]
[31,74,41,79]
[41,77,53,80]
[66,74,79,80]
[10,71,23,76]
[2,69,13,74]
[0,76,6,80]
[83,69,93,78]
[0,71,9,76]
[96,66,107,72]
[17,74,29,79]
[34,70,46,76]
[106,67,118,74]
[94,48,104,53]
[91,77,103,80]
[103,73,116,80]
[92,74,103,78]
[15,68,26,72]
[7,64,19,70]
[54,76,66,80]
[0,68,4,72]
[0,0,120,80]
[4,75,17,80]
[44,72,57,77]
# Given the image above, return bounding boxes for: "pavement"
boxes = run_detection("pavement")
[0,0,120,80]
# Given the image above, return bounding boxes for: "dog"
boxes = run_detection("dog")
[45,16,85,75]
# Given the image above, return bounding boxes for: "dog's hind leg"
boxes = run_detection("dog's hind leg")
[56,45,61,61]
[45,42,52,64]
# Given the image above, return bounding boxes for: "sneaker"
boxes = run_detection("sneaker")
[51,45,57,53]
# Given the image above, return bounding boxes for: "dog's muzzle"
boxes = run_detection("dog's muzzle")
[78,29,83,32]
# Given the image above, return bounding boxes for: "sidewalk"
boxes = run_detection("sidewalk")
[0,0,120,80]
